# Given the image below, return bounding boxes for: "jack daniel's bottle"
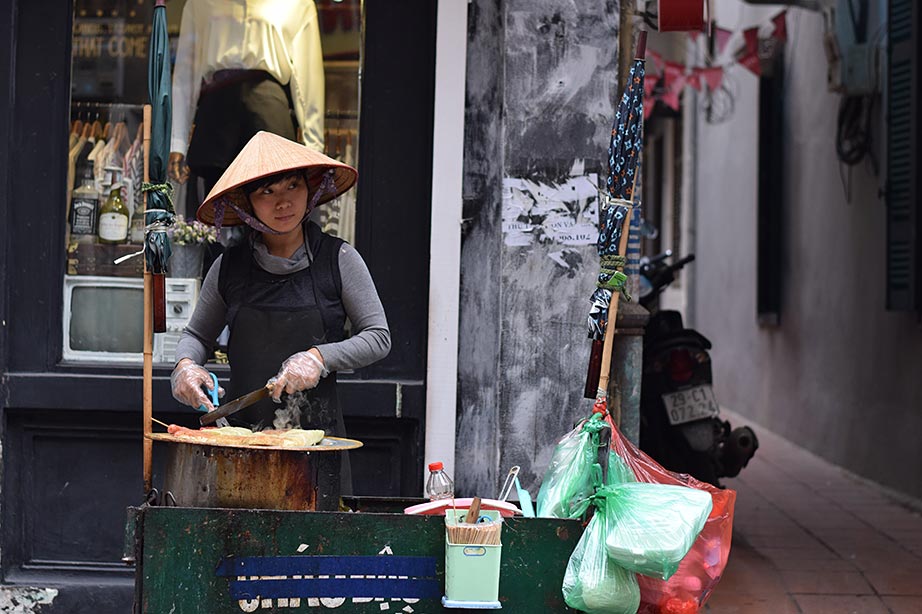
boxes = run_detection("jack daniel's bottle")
[70,166,99,244]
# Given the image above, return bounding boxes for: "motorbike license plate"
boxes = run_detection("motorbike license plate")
[662,385,720,425]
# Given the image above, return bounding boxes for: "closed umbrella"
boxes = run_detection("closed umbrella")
[142,0,175,494]
[584,32,647,422]
[144,0,174,333]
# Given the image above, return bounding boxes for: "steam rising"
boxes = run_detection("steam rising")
[273,391,306,430]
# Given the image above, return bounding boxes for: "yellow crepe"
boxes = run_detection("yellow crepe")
[280,429,325,448]
[193,426,325,448]
[211,426,254,438]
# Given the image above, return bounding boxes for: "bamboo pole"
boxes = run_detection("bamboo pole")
[595,205,633,426]
[142,105,153,494]
[619,0,636,97]
[583,21,643,401]
[596,29,646,426]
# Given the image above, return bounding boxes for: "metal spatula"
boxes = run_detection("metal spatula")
[199,383,270,426]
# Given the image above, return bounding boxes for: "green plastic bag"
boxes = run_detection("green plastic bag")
[537,416,608,519]
[605,446,636,486]
[601,483,713,580]
[563,498,640,614]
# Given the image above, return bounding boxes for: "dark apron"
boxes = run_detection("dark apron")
[221,225,351,493]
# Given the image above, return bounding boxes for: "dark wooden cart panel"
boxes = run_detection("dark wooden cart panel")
[139,507,583,613]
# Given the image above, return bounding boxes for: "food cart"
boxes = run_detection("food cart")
[126,492,583,613]
[126,431,583,612]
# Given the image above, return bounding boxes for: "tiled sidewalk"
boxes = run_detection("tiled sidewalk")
[703,411,922,614]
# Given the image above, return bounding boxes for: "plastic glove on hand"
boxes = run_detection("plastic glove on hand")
[171,361,225,410]
[269,350,327,402]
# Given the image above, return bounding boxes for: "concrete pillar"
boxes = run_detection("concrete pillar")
[611,303,647,445]
[457,0,646,497]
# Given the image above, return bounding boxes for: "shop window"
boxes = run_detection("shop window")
[64,0,363,364]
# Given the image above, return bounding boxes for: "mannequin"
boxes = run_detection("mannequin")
[168,0,325,188]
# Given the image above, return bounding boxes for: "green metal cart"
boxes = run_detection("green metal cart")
[127,498,583,613]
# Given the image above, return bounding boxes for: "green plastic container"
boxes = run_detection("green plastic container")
[443,509,503,609]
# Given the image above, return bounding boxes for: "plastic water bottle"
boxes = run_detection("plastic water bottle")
[426,461,454,501]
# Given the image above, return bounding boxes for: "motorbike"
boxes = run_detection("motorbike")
[638,250,758,487]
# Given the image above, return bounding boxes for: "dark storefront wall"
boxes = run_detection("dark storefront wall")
[0,1,436,610]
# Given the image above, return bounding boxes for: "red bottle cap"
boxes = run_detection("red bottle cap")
[428,461,443,471]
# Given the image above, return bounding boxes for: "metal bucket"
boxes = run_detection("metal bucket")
[150,434,361,511]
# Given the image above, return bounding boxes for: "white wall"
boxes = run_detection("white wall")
[692,2,922,498]
[425,0,469,488]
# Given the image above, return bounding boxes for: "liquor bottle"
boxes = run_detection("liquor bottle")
[129,202,145,244]
[70,167,100,244]
[98,183,130,244]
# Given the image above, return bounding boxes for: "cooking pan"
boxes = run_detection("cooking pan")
[148,433,361,511]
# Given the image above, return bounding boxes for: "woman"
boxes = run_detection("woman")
[170,132,390,472]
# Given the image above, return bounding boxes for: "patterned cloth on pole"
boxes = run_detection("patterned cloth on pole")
[587,54,645,341]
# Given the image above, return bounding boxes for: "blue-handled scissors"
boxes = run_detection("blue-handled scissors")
[196,372,229,427]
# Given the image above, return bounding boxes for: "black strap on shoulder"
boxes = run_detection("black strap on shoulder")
[218,243,251,303]
[307,221,344,297]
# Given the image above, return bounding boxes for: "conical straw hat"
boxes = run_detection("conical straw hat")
[196,131,357,227]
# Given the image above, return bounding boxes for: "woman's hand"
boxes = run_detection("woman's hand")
[168,152,190,184]
[171,359,224,410]
[268,349,328,401]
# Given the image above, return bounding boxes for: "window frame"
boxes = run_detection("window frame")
[4,0,436,407]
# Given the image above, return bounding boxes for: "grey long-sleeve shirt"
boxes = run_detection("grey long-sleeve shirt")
[175,235,391,373]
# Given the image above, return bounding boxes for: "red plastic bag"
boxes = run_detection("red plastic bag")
[604,414,736,614]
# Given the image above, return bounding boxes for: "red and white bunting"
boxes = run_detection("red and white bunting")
[715,27,733,55]
[664,61,688,91]
[771,11,788,43]
[742,26,760,55]
[700,66,724,91]
[739,51,761,77]
[648,50,666,75]
[661,88,682,111]
[641,10,786,117]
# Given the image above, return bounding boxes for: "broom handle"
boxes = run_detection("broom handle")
[142,105,153,495]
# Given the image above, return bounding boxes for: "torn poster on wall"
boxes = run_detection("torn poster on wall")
[502,163,599,249]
